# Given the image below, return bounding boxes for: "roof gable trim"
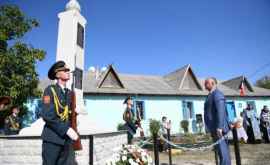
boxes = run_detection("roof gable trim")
[179,64,203,90]
[97,65,125,89]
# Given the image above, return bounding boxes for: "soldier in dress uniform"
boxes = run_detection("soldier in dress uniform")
[123,96,137,144]
[4,105,21,135]
[260,105,270,143]
[41,61,79,165]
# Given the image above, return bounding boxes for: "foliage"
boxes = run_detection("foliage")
[183,133,197,144]
[180,120,189,133]
[256,76,270,89]
[117,123,127,131]
[0,5,45,117]
[149,119,160,137]
[106,144,153,165]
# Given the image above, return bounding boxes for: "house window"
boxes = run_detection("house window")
[246,101,257,113]
[226,101,236,122]
[196,114,203,123]
[135,101,145,120]
[182,101,194,119]
[77,23,84,48]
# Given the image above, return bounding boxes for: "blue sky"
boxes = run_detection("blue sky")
[2,0,270,83]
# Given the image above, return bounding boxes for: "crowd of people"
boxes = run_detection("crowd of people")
[236,104,270,144]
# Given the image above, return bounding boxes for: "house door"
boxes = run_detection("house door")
[226,101,236,122]
[182,101,196,133]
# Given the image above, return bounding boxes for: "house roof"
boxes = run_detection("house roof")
[38,65,270,97]
[164,64,203,90]
[222,76,254,92]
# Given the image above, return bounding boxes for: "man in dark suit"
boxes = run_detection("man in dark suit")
[204,77,231,165]
[41,61,78,165]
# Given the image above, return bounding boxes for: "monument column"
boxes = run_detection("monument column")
[56,0,86,115]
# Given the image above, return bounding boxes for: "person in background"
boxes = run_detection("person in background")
[0,96,11,111]
[204,77,231,165]
[161,116,168,135]
[0,96,11,134]
[123,96,137,144]
[260,105,270,143]
[160,116,171,152]
[135,106,145,139]
[234,112,248,143]
[4,105,21,135]
[243,104,261,144]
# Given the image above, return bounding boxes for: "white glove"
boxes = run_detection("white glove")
[66,128,79,141]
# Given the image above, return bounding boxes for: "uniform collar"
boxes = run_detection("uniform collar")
[56,83,67,94]
[57,83,65,90]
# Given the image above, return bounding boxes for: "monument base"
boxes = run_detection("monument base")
[0,131,127,165]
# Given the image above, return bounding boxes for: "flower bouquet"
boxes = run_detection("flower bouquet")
[106,144,153,165]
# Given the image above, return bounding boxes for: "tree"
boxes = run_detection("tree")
[256,76,270,89]
[0,5,45,118]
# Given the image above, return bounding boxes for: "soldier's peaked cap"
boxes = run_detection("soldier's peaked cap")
[48,61,70,80]
[123,96,133,104]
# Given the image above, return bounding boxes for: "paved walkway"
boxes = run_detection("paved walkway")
[151,143,270,165]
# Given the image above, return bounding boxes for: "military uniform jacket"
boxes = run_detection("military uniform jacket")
[123,108,135,123]
[40,83,72,145]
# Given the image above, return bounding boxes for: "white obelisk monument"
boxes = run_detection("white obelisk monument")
[56,0,86,115]
[56,0,103,134]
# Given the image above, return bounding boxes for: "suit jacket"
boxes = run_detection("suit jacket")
[40,84,72,145]
[204,89,230,134]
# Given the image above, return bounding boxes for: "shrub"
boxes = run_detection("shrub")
[149,119,160,137]
[180,120,189,133]
[117,123,126,131]
[184,133,197,144]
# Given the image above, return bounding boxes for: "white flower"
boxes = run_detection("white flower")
[141,151,147,156]
[121,155,127,161]
[147,156,153,163]
[129,158,134,164]
[136,158,140,163]
[142,156,147,162]
[112,153,120,161]
[105,159,112,165]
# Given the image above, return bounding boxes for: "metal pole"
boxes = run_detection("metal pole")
[153,133,159,165]
[232,127,241,165]
[167,128,172,165]
[214,149,219,165]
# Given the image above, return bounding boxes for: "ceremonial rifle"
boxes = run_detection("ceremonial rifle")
[71,66,83,150]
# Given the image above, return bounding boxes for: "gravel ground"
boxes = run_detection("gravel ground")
[150,143,270,165]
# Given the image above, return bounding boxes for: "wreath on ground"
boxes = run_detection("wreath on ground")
[106,144,153,165]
